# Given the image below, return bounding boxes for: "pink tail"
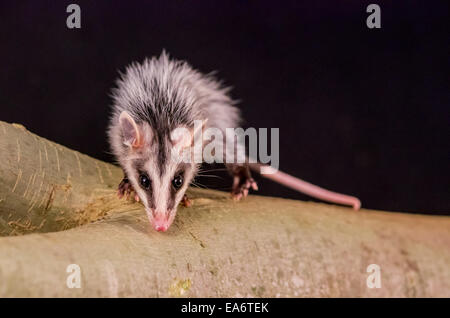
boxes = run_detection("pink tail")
[250,164,361,210]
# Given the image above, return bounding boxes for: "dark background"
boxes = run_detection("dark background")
[0,1,448,214]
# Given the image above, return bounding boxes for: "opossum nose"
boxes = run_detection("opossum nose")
[152,213,170,232]
[154,224,168,232]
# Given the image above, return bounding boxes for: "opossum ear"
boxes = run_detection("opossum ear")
[170,127,191,150]
[119,111,143,148]
[170,119,208,149]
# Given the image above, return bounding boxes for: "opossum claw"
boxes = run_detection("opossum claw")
[231,176,258,201]
[181,194,192,207]
[118,177,134,199]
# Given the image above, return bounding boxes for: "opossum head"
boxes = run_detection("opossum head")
[115,111,203,232]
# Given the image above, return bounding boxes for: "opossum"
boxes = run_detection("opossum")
[108,52,361,232]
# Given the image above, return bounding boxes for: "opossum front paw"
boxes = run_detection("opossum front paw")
[231,177,258,201]
[117,177,139,201]
[180,194,192,207]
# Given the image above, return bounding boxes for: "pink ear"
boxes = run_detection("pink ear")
[119,111,142,148]
[170,127,192,149]
[170,119,208,149]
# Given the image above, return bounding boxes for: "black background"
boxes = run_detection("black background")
[0,1,448,214]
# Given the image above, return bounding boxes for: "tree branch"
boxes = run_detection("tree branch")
[0,120,126,235]
[0,120,449,297]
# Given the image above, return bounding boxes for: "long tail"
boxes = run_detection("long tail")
[249,163,361,210]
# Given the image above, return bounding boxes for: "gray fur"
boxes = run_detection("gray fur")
[107,51,242,229]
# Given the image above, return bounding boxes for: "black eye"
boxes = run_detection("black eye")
[139,174,150,189]
[172,175,183,189]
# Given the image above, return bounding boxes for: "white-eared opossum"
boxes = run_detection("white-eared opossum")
[108,52,360,232]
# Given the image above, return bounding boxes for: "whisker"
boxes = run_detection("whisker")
[190,181,208,189]
[196,174,225,179]
[199,168,229,173]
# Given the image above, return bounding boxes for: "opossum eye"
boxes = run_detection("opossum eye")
[172,175,183,190]
[139,174,150,189]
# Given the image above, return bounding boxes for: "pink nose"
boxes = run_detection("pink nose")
[154,224,168,232]
[152,215,170,232]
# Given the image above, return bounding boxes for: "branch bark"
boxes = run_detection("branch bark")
[0,120,125,236]
[0,120,449,297]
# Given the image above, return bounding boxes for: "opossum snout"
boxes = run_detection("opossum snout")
[154,223,168,232]
[148,209,175,232]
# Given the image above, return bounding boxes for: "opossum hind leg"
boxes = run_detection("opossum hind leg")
[227,164,258,201]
